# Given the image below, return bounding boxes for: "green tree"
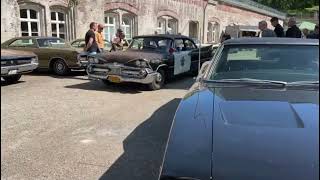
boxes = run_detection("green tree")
[253,0,318,11]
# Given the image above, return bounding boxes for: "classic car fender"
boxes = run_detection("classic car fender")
[156,64,168,72]
[48,57,72,69]
[159,84,214,180]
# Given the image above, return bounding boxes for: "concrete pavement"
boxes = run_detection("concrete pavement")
[1,72,194,180]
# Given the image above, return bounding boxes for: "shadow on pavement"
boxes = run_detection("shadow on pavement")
[64,76,195,93]
[99,98,181,180]
[65,80,144,94]
[1,79,25,86]
[28,70,88,80]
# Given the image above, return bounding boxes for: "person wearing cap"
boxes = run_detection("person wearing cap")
[95,24,105,53]
[110,29,128,52]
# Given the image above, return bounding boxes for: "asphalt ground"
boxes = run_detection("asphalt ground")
[1,71,195,180]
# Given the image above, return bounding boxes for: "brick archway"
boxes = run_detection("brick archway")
[157,9,180,21]
[104,2,139,15]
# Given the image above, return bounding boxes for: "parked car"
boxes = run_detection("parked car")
[71,38,112,51]
[1,37,87,75]
[159,38,319,180]
[1,49,38,83]
[86,34,215,90]
[225,24,260,38]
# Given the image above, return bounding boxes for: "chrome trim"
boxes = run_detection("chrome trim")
[1,63,38,76]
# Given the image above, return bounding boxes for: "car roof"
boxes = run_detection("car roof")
[133,34,191,39]
[13,36,63,40]
[223,38,319,45]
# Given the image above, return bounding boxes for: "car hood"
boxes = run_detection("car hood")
[1,49,36,59]
[161,84,319,180]
[97,50,164,64]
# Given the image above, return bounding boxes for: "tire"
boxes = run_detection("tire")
[3,74,22,84]
[148,69,165,90]
[52,59,70,75]
[101,79,114,86]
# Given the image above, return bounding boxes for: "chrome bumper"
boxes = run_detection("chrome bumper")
[1,63,38,76]
[87,64,157,84]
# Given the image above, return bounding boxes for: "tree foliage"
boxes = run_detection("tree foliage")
[252,0,318,11]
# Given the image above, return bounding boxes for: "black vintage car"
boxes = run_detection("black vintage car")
[86,34,215,90]
[159,38,319,180]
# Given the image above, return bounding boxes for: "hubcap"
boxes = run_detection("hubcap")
[56,62,64,72]
[156,73,162,83]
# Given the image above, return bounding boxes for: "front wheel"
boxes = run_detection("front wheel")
[52,59,70,75]
[3,74,22,84]
[148,69,165,90]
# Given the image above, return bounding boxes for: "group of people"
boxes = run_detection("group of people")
[259,17,319,39]
[221,17,319,43]
[84,22,128,55]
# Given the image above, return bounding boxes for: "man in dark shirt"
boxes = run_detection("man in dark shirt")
[307,24,319,39]
[270,17,284,37]
[286,17,302,38]
[84,22,99,55]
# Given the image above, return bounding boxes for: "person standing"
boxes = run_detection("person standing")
[270,17,284,37]
[307,24,319,39]
[110,29,128,52]
[95,24,105,53]
[258,21,276,37]
[84,22,99,55]
[286,17,302,38]
[302,28,309,39]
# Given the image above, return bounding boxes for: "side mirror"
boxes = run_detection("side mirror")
[196,61,211,82]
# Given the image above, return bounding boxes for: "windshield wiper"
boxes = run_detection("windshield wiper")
[287,81,319,87]
[204,78,287,87]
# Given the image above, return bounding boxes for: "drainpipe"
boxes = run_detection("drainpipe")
[202,1,208,43]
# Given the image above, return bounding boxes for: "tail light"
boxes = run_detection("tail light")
[169,48,176,55]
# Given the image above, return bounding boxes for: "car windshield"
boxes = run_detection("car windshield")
[211,44,319,83]
[37,38,69,48]
[129,37,172,52]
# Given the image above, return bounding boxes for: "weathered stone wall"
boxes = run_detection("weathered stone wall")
[1,0,286,43]
[1,0,20,42]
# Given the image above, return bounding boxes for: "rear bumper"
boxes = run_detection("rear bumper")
[1,63,38,76]
[87,64,157,84]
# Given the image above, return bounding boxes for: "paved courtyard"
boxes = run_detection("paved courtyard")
[1,71,194,180]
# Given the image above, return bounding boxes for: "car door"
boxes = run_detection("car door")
[172,38,192,75]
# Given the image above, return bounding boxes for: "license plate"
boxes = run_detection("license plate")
[8,70,17,75]
[108,75,121,83]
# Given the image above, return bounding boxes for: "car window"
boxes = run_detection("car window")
[129,37,172,52]
[174,39,184,50]
[37,38,67,48]
[184,39,196,50]
[71,41,79,48]
[9,39,37,47]
[79,41,86,48]
[211,45,319,82]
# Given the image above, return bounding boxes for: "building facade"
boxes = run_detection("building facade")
[1,0,286,43]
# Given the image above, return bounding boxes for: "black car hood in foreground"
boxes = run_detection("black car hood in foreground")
[98,49,165,64]
[160,83,319,180]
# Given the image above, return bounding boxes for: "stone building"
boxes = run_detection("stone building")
[1,0,286,43]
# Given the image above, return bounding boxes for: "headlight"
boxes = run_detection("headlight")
[31,57,38,64]
[134,60,148,67]
[1,61,6,65]
[88,57,99,64]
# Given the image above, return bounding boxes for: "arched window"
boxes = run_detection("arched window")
[207,21,220,43]
[189,21,199,39]
[157,16,178,34]
[20,9,40,36]
[104,10,137,42]
[104,12,118,42]
[51,11,66,39]
[122,14,134,40]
